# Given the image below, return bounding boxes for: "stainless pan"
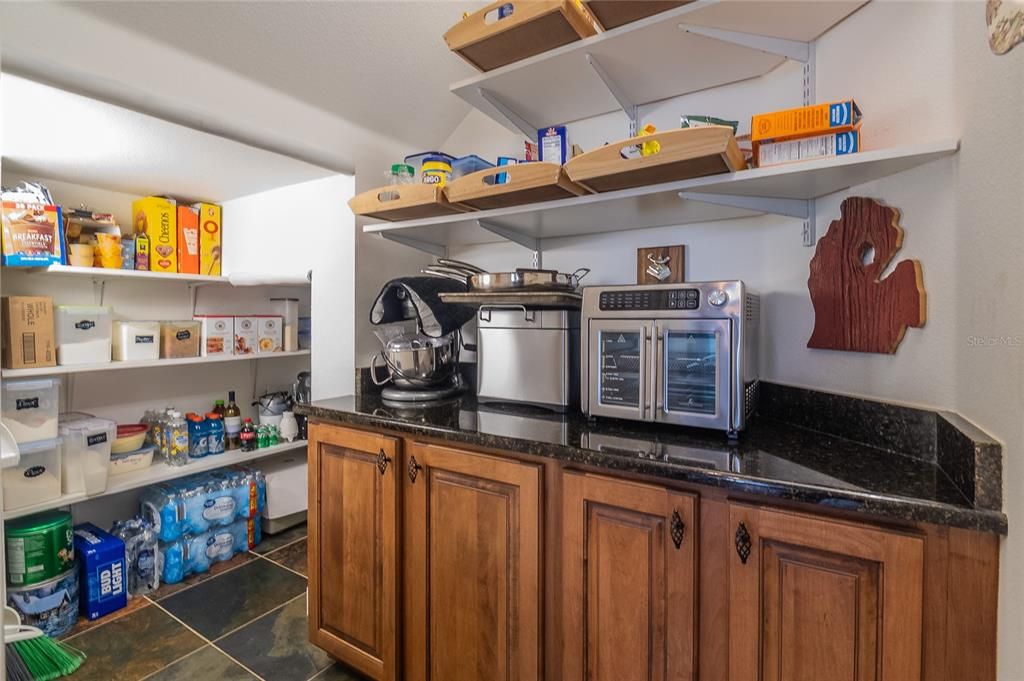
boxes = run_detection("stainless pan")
[421,266,469,284]
[469,267,590,292]
[437,258,485,274]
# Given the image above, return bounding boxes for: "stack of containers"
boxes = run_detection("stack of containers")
[4,510,79,638]
[59,413,116,496]
[0,378,62,511]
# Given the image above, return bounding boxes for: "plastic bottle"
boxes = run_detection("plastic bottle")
[213,399,226,418]
[256,424,269,449]
[224,391,242,451]
[164,411,189,466]
[206,413,225,455]
[267,424,279,447]
[187,415,208,459]
[240,418,257,452]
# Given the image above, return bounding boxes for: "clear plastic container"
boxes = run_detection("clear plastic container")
[109,444,155,477]
[4,437,62,511]
[2,378,60,444]
[452,154,495,179]
[112,321,161,362]
[403,151,455,175]
[55,305,112,365]
[59,415,116,495]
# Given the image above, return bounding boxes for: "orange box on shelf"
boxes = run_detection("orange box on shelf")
[195,202,222,277]
[751,99,862,144]
[176,205,200,274]
[131,196,177,274]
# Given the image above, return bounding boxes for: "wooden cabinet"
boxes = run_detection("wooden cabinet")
[728,503,925,681]
[307,423,400,681]
[402,441,543,681]
[561,472,697,681]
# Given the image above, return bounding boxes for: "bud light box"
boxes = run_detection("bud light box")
[73,523,127,620]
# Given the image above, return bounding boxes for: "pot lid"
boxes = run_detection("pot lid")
[384,332,453,351]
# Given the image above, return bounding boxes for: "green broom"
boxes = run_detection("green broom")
[4,606,85,681]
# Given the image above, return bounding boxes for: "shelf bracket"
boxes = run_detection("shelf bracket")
[91,279,106,306]
[378,232,447,258]
[585,53,639,136]
[802,41,816,106]
[679,192,817,246]
[478,87,537,138]
[803,198,817,247]
[678,24,810,62]
[477,220,542,268]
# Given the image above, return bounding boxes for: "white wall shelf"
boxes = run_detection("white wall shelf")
[3,439,308,520]
[364,140,959,251]
[451,0,867,135]
[2,349,311,378]
[18,265,311,287]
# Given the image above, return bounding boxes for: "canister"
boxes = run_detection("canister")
[7,565,79,638]
[6,511,75,587]
[421,155,453,187]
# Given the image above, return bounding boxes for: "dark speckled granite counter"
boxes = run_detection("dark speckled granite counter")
[297,383,1006,535]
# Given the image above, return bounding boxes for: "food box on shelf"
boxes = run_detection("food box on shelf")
[1,378,60,444]
[1,185,65,267]
[112,321,161,362]
[444,0,601,72]
[131,196,177,274]
[751,99,862,153]
[445,162,589,211]
[159,321,201,359]
[176,205,200,275]
[234,316,258,355]
[194,316,234,357]
[583,0,690,29]
[73,523,127,621]
[564,126,746,193]
[757,129,861,168]
[256,316,283,353]
[195,203,222,277]
[2,296,56,370]
[348,184,474,222]
[4,437,63,511]
[55,305,113,366]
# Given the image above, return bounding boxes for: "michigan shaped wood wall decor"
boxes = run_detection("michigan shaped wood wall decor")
[807,197,926,353]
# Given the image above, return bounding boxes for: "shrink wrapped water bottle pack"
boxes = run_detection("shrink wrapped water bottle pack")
[158,516,261,585]
[109,517,160,597]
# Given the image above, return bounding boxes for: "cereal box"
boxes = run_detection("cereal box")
[176,206,200,275]
[194,316,233,357]
[1,201,64,267]
[256,316,283,353]
[751,99,861,143]
[757,129,861,167]
[194,203,222,277]
[131,196,177,274]
[234,316,258,355]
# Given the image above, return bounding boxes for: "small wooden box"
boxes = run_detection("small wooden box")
[348,184,473,222]
[444,162,589,211]
[583,1,691,30]
[564,126,746,193]
[444,0,601,72]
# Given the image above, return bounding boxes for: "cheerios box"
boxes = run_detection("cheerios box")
[131,196,177,274]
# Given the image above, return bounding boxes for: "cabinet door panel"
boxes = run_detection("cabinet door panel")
[729,504,924,681]
[308,423,399,681]
[404,443,541,681]
[562,472,697,681]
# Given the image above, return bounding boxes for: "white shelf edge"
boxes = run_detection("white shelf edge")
[1,349,311,378]
[3,440,308,520]
[9,265,311,287]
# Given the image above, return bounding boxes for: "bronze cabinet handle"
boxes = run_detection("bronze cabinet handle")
[376,449,391,475]
[735,522,752,564]
[670,509,685,550]
[408,456,422,483]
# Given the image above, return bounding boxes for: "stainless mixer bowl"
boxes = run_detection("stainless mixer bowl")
[370,332,459,388]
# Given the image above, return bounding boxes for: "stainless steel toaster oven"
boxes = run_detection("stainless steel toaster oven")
[581,281,759,437]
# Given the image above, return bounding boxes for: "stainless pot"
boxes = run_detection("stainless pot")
[370,332,459,388]
[421,263,590,292]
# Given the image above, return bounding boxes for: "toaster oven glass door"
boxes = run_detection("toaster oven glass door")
[588,320,652,421]
[654,319,732,431]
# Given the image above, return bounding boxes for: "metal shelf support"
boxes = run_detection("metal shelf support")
[679,192,818,246]
[585,53,639,136]
[678,23,811,62]
[478,87,537,138]
[379,232,447,258]
[477,220,542,268]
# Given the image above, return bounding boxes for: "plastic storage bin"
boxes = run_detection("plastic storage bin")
[109,444,155,476]
[2,378,60,444]
[4,437,62,511]
[159,321,201,359]
[112,321,161,362]
[55,306,112,365]
[59,415,116,495]
[452,154,495,179]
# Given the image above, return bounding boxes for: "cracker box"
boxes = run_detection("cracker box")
[1,296,56,369]
[538,126,568,165]
[194,203,222,277]
[73,523,127,621]
[234,316,258,355]
[256,315,283,353]
[176,206,200,275]
[757,128,861,167]
[194,315,233,357]
[1,201,64,267]
[131,196,177,274]
[751,99,862,143]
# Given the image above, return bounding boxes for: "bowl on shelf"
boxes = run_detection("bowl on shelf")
[112,424,148,454]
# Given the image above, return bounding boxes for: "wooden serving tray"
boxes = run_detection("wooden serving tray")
[444,0,601,72]
[564,126,746,193]
[583,1,692,30]
[444,162,589,211]
[439,290,582,308]
[347,184,473,222]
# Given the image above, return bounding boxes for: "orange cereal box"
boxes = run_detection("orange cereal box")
[176,205,200,275]
[194,203,222,277]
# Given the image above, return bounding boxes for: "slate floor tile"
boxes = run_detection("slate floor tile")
[253,523,307,554]
[59,592,151,640]
[265,538,307,576]
[151,550,259,601]
[145,645,258,681]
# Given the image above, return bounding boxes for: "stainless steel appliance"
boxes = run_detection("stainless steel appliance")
[370,332,460,389]
[476,305,579,411]
[581,281,759,437]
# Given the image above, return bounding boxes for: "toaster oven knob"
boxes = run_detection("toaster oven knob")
[708,289,729,307]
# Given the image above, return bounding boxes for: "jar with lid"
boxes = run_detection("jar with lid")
[381,163,416,201]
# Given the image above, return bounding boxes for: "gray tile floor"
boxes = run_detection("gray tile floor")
[60,524,366,681]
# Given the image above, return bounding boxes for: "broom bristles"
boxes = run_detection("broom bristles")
[8,636,86,681]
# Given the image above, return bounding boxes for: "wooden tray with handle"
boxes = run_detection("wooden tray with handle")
[564,126,746,193]
[444,162,590,211]
[583,0,692,30]
[347,184,473,222]
[444,0,601,72]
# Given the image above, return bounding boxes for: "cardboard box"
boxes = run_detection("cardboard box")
[73,523,127,621]
[256,316,283,353]
[538,126,568,164]
[1,201,64,267]
[131,197,177,274]
[757,129,861,167]
[135,233,150,271]
[195,203,222,277]
[2,296,56,369]
[234,316,258,355]
[194,316,233,357]
[176,206,200,275]
[751,99,862,143]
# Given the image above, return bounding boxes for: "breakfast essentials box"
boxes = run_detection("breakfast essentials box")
[1,296,56,369]
[194,316,233,357]
[234,316,258,355]
[1,201,64,267]
[194,202,222,277]
[757,129,861,167]
[132,196,177,274]
[751,99,862,144]
[176,206,200,275]
[256,315,283,353]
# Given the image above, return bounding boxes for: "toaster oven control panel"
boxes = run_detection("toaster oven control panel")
[599,288,700,311]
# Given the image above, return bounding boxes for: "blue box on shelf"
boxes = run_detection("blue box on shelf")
[73,523,128,620]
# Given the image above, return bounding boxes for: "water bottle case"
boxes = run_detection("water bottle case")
[140,467,266,542]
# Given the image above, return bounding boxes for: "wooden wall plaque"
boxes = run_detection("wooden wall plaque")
[807,197,926,354]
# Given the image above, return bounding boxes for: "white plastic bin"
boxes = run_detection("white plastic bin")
[4,437,62,511]
[2,378,60,444]
[55,306,112,365]
[112,321,161,362]
[59,415,116,495]
[109,444,155,476]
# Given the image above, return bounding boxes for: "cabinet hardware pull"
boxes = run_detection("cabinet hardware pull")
[408,456,422,483]
[376,449,391,475]
[735,522,752,564]
[670,509,685,549]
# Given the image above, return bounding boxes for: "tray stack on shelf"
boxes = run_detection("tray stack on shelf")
[445,162,589,211]
[582,0,692,30]
[347,184,472,221]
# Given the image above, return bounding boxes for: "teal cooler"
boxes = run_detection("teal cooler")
[73,523,127,620]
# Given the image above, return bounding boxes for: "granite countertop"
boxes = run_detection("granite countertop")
[297,386,1007,535]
